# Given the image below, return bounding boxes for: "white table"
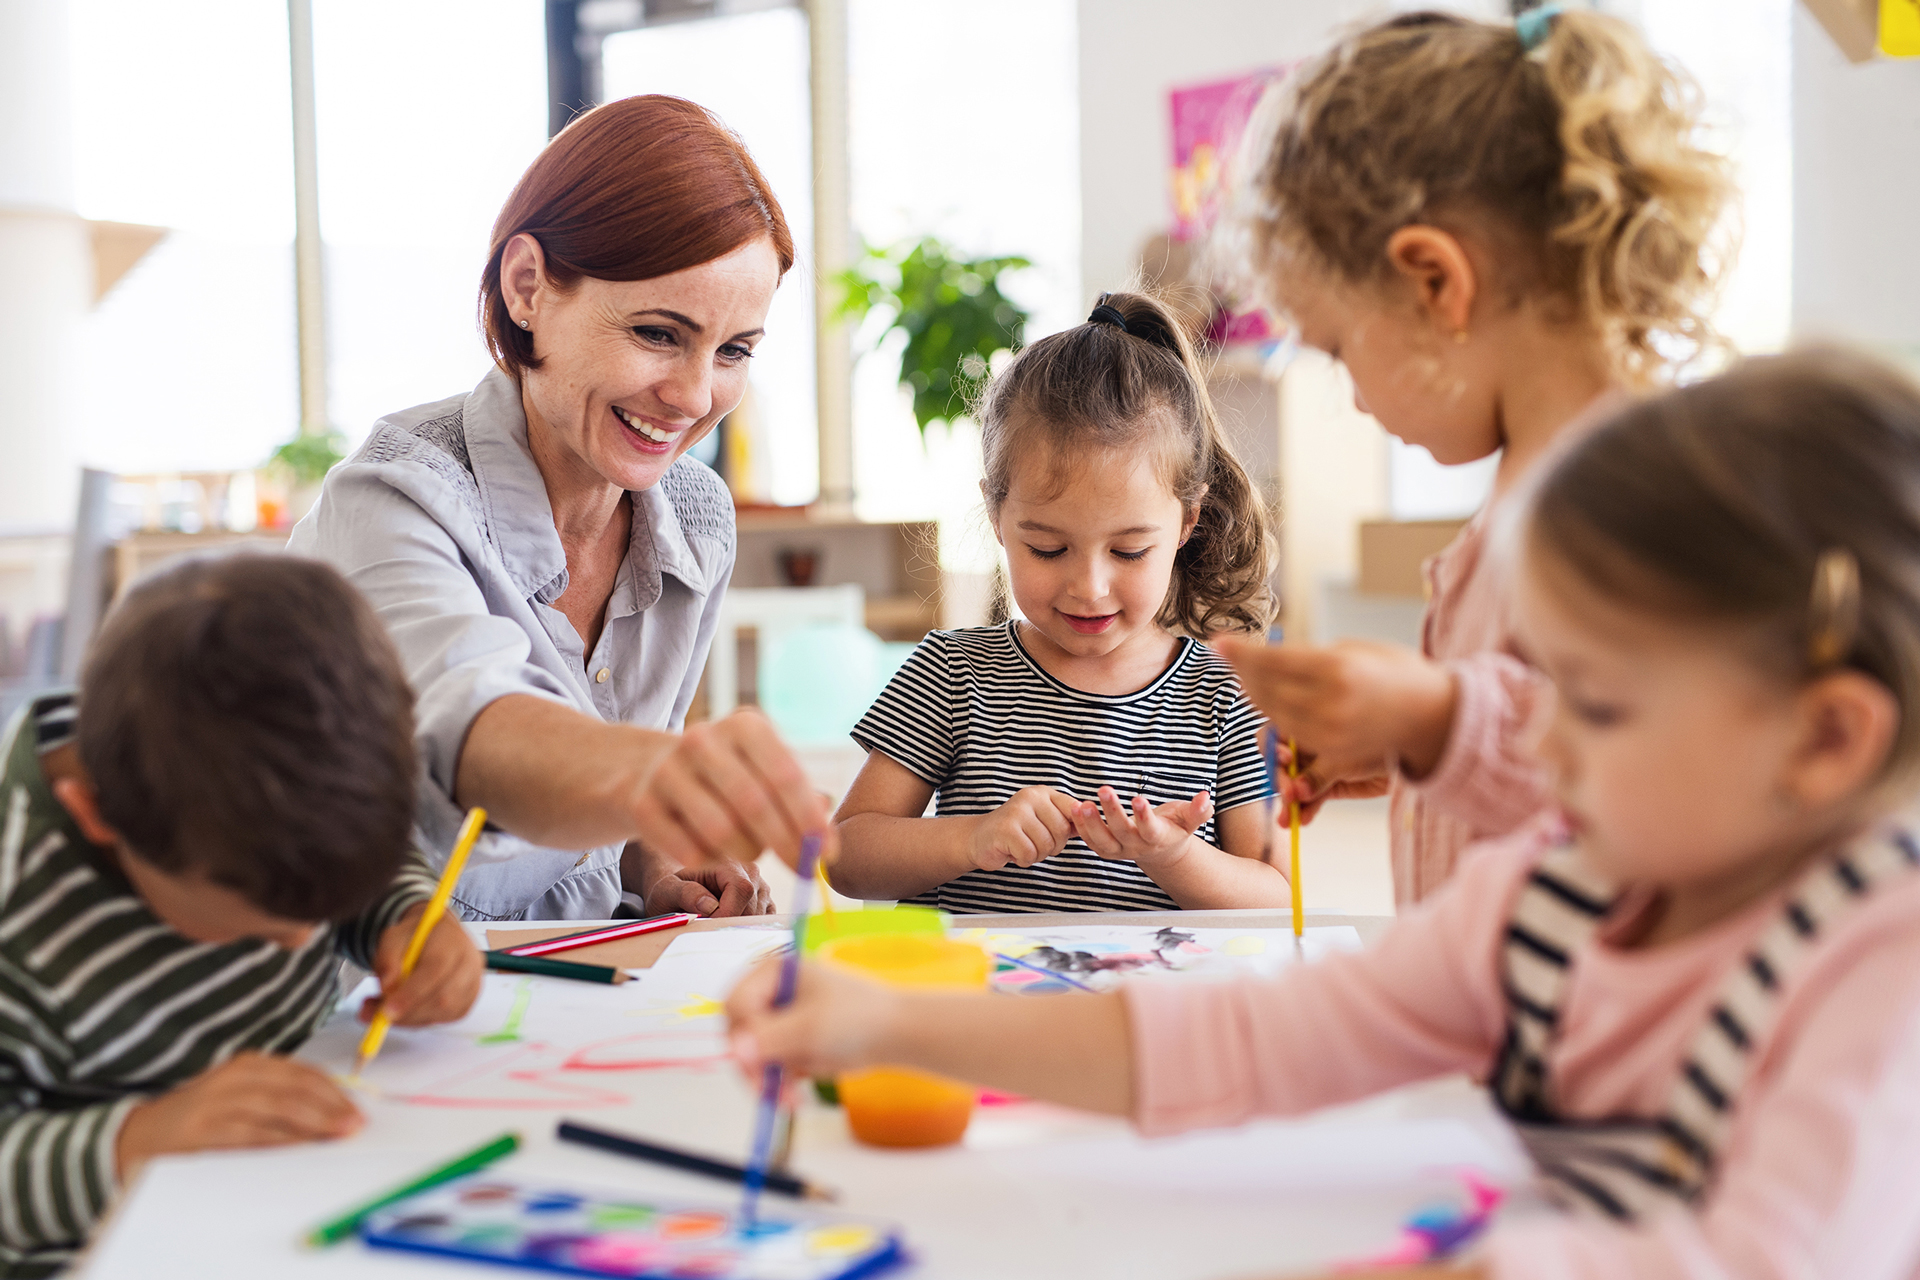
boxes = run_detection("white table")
[81,910,1538,1280]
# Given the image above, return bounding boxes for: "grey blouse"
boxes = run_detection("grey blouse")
[288,368,736,921]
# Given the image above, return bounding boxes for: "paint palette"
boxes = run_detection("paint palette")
[359,1176,904,1279]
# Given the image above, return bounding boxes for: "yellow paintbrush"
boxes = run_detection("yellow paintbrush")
[354,806,486,1076]
[1288,738,1303,939]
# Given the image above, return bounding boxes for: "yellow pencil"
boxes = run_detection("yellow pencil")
[355,806,487,1075]
[1287,738,1303,939]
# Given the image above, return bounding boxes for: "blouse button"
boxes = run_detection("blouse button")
[595,668,610,684]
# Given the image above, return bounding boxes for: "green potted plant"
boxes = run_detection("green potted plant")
[834,236,1031,437]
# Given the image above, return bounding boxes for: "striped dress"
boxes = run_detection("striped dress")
[850,622,1272,913]
[0,695,435,1276]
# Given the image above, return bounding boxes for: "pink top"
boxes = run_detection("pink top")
[1125,820,1920,1280]
[1389,508,1551,903]
[1390,391,1626,904]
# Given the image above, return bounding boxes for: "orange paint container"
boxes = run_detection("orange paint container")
[818,934,990,1148]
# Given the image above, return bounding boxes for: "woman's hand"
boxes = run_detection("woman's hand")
[725,955,901,1080]
[1070,787,1213,871]
[969,787,1080,872]
[631,707,832,872]
[627,844,775,916]
[1217,637,1457,808]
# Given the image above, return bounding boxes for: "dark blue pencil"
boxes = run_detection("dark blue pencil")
[741,833,822,1228]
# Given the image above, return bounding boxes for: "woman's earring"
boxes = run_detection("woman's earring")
[519,319,531,330]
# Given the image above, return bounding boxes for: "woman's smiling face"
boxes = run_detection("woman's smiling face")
[504,235,782,493]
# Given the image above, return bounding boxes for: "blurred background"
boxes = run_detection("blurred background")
[2,0,1913,911]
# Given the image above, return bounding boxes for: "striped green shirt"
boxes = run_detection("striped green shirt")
[0,695,436,1275]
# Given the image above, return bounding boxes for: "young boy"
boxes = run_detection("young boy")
[0,555,483,1276]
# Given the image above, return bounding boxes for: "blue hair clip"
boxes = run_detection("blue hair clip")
[1515,3,1564,52]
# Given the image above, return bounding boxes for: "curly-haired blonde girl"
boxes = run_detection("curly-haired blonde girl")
[1216,7,1735,905]
[828,292,1287,915]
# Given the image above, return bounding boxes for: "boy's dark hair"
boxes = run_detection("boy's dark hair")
[75,554,417,922]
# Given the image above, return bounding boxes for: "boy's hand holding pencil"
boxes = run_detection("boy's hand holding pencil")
[362,902,485,1027]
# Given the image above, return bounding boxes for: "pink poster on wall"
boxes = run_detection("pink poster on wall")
[1168,68,1283,243]
[1168,68,1287,347]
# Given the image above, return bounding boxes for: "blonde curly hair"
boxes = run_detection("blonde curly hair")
[1232,10,1733,385]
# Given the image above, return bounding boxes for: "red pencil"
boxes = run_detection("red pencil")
[500,913,696,958]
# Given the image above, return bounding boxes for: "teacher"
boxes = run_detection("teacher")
[291,96,826,921]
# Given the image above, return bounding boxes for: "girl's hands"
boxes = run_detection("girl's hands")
[1217,637,1456,812]
[362,904,484,1026]
[1071,787,1214,871]
[725,956,899,1080]
[632,707,833,872]
[969,787,1081,872]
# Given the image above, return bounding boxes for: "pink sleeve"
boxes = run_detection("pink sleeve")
[1484,891,1920,1280]
[1407,651,1553,838]
[1124,834,1536,1136]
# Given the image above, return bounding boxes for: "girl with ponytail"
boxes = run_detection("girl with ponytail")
[1215,6,1735,904]
[828,292,1287,913]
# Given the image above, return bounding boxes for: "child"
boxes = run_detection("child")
[0,556,482,1276]
[1214,8,1733,903]
[732,351,1920,1276]
[830,292,1285,912]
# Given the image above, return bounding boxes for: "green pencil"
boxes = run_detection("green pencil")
[484,950,629,985]
[305,1131,521,1247]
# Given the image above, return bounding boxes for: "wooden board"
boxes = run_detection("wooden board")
[484,915,769,970]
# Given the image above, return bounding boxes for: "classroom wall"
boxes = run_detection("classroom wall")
[1074,0,1502,303]
[0,0,88,536]
[1791,2,1920,357]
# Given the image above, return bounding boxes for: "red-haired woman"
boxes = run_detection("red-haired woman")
[292,96,822,922]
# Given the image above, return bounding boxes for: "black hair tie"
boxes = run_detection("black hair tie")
[1088,303,1130,334]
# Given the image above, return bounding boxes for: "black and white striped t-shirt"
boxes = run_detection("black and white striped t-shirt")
[850,622,1272,914]
[0,694,435,1276]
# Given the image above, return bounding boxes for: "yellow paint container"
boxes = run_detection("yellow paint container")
[818,934,990,1148]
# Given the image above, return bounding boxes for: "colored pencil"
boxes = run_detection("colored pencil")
[742,833,823,1227]
[305,1131,520,1247]
[356,806,486,1074]
[1287,736,1303,939]
[556,1120,835,1201]
[992,949,1097,993]
[484,951,629,985]
[500,913,696,958]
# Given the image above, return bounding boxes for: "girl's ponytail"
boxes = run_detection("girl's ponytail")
[978,291,1278,637]
[1234,9,1733,384]
[1536,11,1732,382]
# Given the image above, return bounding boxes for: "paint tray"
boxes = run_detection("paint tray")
[358,1174,904,1280]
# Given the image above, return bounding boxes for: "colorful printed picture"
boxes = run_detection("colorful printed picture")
[959,925,1361,994]
[359,1176,903,1280]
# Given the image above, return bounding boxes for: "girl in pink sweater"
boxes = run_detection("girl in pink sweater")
[1214,8,1734,902]
[729,350,1920,1280]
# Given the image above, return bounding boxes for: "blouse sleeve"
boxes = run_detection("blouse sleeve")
[288,463,575,825]
[849,632,958,787]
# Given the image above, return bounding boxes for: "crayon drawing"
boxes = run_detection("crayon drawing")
[303,930,787,1110]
